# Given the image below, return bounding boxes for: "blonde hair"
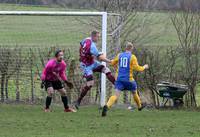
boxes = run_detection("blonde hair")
[125,42,134,51]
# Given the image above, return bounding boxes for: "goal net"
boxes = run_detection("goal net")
[0,11,125,107]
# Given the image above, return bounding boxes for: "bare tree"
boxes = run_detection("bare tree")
[0,47,27,102]
[131,45,179,106]
[170,2,200,107]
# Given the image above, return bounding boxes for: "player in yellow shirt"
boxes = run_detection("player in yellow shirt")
[102,42,149,117]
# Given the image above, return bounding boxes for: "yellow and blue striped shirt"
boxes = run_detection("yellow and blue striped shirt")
[111,52,144,81]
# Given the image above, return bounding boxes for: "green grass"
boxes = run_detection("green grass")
[0,4,97,47]
[0,4,179,47]
[0,104,200,137]
[0,3,56,11]
[0,15,92,47]
[0,3,94,11]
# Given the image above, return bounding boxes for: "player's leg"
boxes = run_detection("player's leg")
[75,76,94,109]
[93,62,115,84]
[102,66,115,84]
[102,90,121,117]
[75,64,94,109]
[44,81,54,112]
[132,91,146,111]
[107,89,121,108]
[57,88,76,112]
[102,81,123,117]
[132,91,142,108]
[57,87,69,110]
[130,81,145,111]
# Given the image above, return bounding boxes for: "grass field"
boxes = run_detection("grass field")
[0,3,179,47]
[0,4,97,47]
[0,104,200,137]
[0,14,91,47]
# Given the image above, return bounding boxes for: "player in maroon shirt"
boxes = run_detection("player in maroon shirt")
[74,30,115,110]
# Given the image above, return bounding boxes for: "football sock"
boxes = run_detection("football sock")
[133,91,142,108]
[61,96,69,109]
[77,85,92,105]
[106,95,118,109]
[106,72,115,85]
[45,96,52,109]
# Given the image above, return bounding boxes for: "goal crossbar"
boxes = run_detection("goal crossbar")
[0,11,106,16]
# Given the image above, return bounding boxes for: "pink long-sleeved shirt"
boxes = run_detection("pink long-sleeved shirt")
[41,59,67,81]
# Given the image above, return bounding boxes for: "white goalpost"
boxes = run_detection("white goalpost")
[0,11,107,107]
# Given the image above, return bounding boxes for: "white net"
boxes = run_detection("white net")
[0,12,123,107]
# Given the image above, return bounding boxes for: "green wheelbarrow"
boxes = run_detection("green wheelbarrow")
[157,82,188,107]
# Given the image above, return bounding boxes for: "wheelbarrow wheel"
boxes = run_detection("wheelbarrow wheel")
[173,98,184,107]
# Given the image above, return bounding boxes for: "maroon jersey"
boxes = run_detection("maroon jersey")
[79,38,94,66]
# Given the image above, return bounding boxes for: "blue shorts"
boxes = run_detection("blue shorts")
[115,80,137,92]
[80,61,103,77]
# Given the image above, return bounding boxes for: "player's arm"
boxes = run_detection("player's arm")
[41,60,53,81]
[132,55,148,72]
[41,61,52,88]
[41,68,47,81]
[40,68,46,89]
[59,64,73,89]
[98,53,111,63]
[90,43,111,63]
[110,54,119,66]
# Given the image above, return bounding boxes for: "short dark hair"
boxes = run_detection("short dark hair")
[91,30,100,37]
[55,49,62,57]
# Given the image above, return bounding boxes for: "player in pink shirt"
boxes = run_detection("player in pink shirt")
[41,50,75,112]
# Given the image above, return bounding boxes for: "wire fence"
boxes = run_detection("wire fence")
[1,45,198,108]
[0,46,121,107]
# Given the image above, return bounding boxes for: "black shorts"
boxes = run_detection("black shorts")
[45,80,64,91]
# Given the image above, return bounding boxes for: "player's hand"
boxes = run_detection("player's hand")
[65,81,74,89]
[98,53,110,62]
[41,81,45,89]
[98,54,104,61]
[143,64,149,69]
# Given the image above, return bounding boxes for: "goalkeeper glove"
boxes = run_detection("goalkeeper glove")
[64,80,74,89]
[41,81,46,89]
